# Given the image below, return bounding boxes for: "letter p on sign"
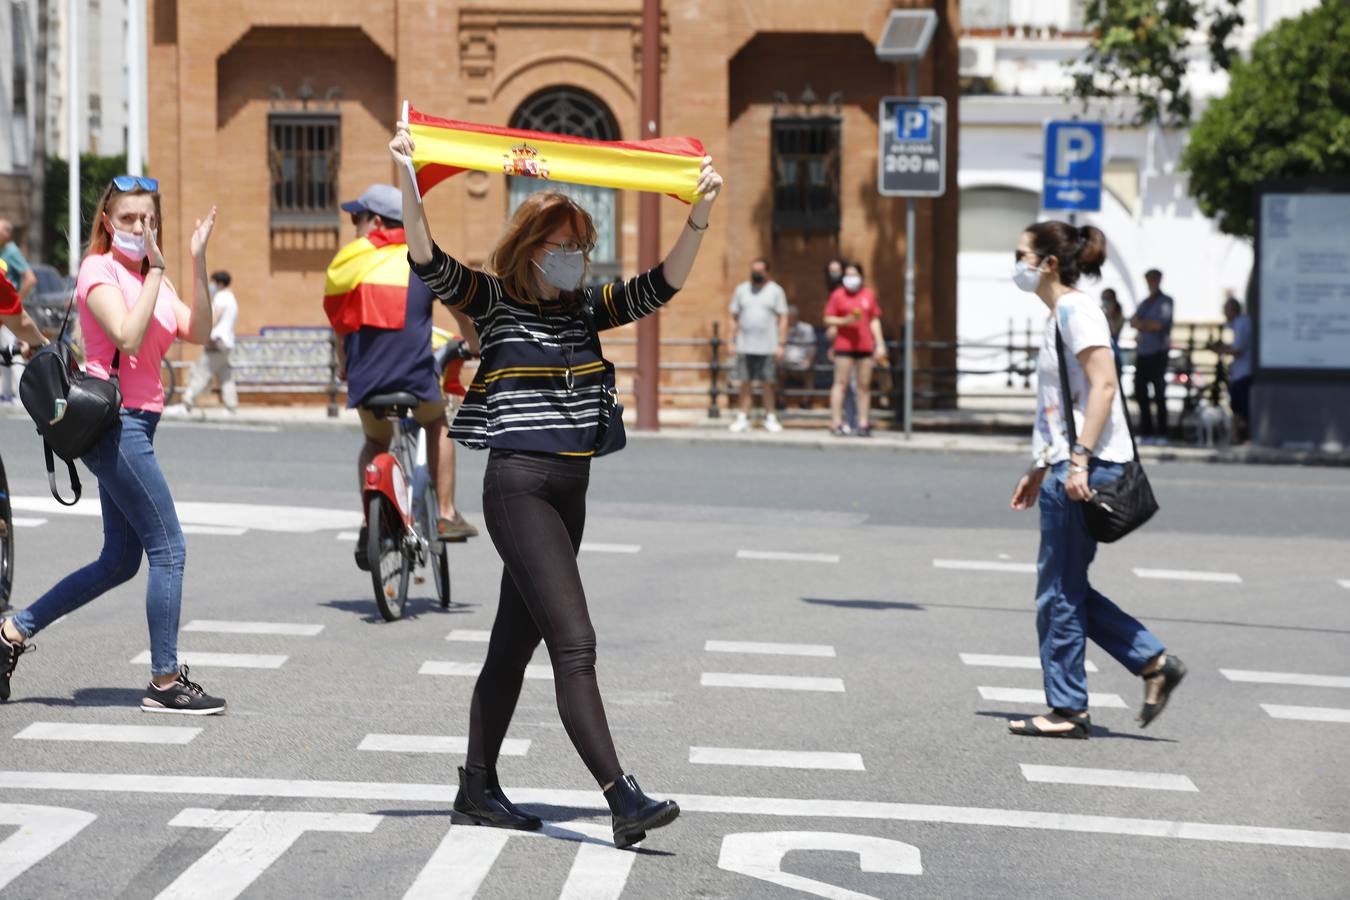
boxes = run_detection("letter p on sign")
[1055,126,1096,177]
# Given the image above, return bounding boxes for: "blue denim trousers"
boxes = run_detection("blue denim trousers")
[11,410,186,676]
[1036,460,1164,711]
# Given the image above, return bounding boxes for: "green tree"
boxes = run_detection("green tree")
[1182,2,1350,238]
[1068,0,1245,127]
[42,153,127,272]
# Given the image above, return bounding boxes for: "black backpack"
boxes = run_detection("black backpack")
[19,301,122,505]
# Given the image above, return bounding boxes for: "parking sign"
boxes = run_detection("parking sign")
[879,97,946,197]
[1043,120,1104,212]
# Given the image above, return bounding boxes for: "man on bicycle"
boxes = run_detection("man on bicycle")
[325,184,478,567]
[0,258,49,355]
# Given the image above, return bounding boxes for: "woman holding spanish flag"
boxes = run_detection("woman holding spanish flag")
[391,120,721,849]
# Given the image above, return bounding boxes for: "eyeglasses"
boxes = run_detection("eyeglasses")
[112,175,159,192]
[542,239,595,255]
[1013,250,1039,264]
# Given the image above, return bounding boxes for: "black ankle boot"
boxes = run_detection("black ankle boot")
[486,770,542,830]
[452,766,541,830]
[604,774,679,849]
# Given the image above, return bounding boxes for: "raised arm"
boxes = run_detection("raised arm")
[658,156,722,290]
[391,123,434,266]
[174,208,217,345]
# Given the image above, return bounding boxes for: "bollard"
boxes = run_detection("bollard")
[890,334,903,432]
[1006,318,1014,388]
[327,331,339,418]
[708,321,722,419]
[1023,318,1034,389]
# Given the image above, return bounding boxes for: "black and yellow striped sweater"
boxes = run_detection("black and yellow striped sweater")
[411,243,678,456]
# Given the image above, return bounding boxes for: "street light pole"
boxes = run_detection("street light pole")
[126,0,144,176]
[636,0,661,430]
[902,59,917,439]
[65,0,78,276]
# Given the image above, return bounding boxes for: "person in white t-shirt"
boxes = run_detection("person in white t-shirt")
[1006,221,1185,739]
[173,270,239,414]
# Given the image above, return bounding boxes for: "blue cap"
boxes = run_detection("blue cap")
[340,184,402,222]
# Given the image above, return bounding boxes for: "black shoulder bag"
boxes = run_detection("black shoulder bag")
[19,298,122,505]
[1056,323,1158,542]
[579,303,626,457]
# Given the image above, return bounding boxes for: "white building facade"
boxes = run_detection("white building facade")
[955,0,1323,388]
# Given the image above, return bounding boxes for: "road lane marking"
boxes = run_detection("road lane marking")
[1133,568,1242,584]
[446,629,491,642]
[580,542,641,554]
[960,653,1098,673]
[1020,764,1198,792]
[131,651,287,669]
[0,803,98,892]
[358,735,531,755]
[1339,579,1350,590]
[933,559,1036,574]
[3,771,1347,851]
[13,495,359,534]
[161,808,381,900]
[14,723,200,745]
[977,686,1127,709]
[701,672,845,693]
[11,517,47,528]
[183,620,324,637]
[420,661,553,680]
[337,531,360,541]
[705,640,836,658]
[690,747,864,771]
[720,832,922,894]
[737,550,840,563]
[181,525,248,536]
[1260,704,1350,723]
[1221,669,1350,689]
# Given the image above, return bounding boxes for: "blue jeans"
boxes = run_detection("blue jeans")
[11,410,186,676]
[1036,460,1164,711]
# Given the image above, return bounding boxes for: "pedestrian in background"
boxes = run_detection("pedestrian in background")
[727,257,787,433]
[0,219,38,404]
[1209,293,1252,439]
[1007,221,1184,739]
[169,270,239,416]
[1130,268,1173,443]
[780,305,818,410]
[824,262,886,437]
[1,176,227,714]
[1101,287,1125,372]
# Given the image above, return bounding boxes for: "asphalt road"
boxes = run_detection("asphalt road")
[0,417,1347,899]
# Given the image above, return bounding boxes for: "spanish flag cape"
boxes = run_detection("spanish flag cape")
[406,105,706,203]
[323,227,410,336]
[0,259,21,316]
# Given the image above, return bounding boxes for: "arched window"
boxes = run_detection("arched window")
[509,88,621,283]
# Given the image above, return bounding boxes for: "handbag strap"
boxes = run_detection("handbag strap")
[43,440,82,506]
[58,288,121,377]
[1055,320,1141,461]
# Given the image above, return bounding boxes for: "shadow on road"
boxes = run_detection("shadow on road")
[8,687,145,708]
[973,710,1179,743]
[803,597,924,611]
[319,597,476,623]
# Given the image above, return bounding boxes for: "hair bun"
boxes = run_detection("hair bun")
[1076,225,1107,277]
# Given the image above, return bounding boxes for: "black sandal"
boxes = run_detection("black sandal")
[1138,654,1186,728]
[1008,710,1091,739]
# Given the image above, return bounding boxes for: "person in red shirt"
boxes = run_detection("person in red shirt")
[0,258,49,353]
[822,261,887,436]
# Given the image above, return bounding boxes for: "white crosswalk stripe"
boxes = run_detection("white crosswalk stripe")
[183,620,324,636]
[1220,669,1350,689]
[689,747,864,771]
[11,517,48,528]
[960,653,1098,673]
[358,735,531,755]
[1260,704,1350,723]
[737,550,840,563]
[131,651,287,669]
[705,640,836,658]
[1133,567,1242,584]
[445,629,491,643]
[1338,579,1350,590]
[701,672,845,692]
[1020,764,1198,792]
[934,559,1036,574]
[978,686,1127,709]
[14,723,201,745]
[580,542,641,554]
[181,525,248,536]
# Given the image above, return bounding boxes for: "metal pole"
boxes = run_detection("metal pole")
[902,59,917,438]
[635,0,661,430]
[66,0,79,276]
[126,0,144,175]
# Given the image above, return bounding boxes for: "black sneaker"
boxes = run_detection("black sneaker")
[141,666,226,715]
[1,625,33,702]
[354,525,370,571]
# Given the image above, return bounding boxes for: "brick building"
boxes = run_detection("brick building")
[148,0,959,407]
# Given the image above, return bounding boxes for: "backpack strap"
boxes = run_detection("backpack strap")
[43,440,82,506]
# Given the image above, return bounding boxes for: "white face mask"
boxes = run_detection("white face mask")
[1012,259,1044,293]
[110,227,147,263]
[533,248,586,293]
[208,283,220,299]
[842,275,862,293]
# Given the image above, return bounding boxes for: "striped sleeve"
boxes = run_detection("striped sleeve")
[590,264,678,330]
[409,243,498,319]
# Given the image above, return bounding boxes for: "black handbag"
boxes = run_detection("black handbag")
[580,304,626,457]
[19,298,122,506]
[1055,323,1158,543]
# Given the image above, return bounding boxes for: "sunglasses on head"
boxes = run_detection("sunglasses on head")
[112,175,159,192]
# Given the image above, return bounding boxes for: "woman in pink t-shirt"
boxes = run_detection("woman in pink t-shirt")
[0,176,227,715]
[822,261,888,436]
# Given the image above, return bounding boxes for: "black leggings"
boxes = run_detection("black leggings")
[465,450,623,787]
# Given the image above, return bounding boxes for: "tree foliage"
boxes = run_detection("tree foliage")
[1069,0,1245,127]
[42,153,127,272]
[1182,2,1350,238]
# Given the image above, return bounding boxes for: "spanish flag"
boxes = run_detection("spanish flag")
[323,228,410,336]
[406,105,706,203]
[0,259,21,316]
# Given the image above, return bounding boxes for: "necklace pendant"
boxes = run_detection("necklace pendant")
[565,368,575,392]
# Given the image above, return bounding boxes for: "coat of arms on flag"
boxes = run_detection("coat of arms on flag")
[503,143,550,180]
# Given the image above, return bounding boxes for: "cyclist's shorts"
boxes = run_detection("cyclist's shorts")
[359,397,447,444]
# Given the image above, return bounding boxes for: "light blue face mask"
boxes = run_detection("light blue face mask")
[1012,259,1044,293]
[534,248,586,292]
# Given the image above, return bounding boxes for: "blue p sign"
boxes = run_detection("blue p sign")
[896,107,930,141]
